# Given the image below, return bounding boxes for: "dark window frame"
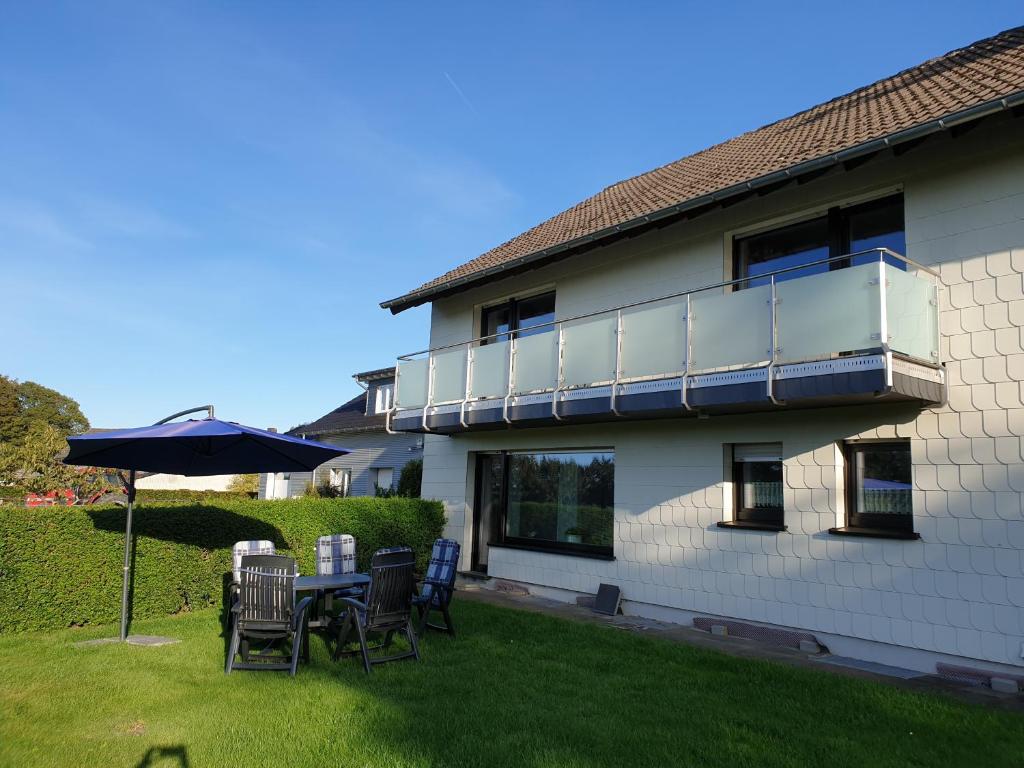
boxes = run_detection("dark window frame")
[842,439,915,534]
[732,455,784,528]
[732,193,905,286]
[480,290,556,345]
[476,449,615,559]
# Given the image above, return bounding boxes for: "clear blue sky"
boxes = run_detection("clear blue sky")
[1,2,1020,431]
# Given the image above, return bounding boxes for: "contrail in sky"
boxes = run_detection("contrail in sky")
[444,71,480,117]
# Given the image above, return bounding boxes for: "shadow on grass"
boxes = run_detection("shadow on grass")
[135,745,189,767]
[284,601,1024,768]
[87,505,285,641]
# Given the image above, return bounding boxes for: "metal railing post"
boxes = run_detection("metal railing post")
[459,344,473,429]
[767,274,784,405]
[552,323,565,421]
[681,294,693,410]
[878,253,893,389]
[421,355,435,432]
[611,309,624,416]
[503,336,516,425]
[386,363,402,435]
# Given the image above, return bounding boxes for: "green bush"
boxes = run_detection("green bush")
[397,458,423,498]
[0,496,445,634]
[133,488,253,503]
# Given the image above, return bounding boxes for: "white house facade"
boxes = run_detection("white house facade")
[381,29,1024,679]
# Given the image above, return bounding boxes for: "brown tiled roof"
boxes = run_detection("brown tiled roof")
[383,26,1024,313]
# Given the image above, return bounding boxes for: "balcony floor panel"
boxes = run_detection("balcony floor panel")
[391,354,943,434]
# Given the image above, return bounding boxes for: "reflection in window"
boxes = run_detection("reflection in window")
[374,383,394,414]
[734,217,830,287]
[734,194,905,287]
[502,451,614,554]
[481,291,556,344]
[732,443,784,526]
[846,441,913,532]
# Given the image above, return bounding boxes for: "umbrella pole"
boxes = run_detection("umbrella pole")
[120,470,136,642]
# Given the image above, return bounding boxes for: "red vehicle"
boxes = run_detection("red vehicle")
[24,487,126,507]
[24,489,76,507]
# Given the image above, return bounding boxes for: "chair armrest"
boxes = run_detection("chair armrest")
[338,597,368,612]
[293,595,314,630]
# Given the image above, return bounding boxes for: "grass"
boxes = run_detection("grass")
[0,602,1021,768]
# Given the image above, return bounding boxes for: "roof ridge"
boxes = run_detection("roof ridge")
[384,25,1024,312]
[600,25,1024,197]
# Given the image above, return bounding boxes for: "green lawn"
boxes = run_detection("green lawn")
[0,601,1021,768]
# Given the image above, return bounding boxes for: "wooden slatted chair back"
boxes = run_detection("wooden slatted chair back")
[238,554,297,625]
[364,547,416,630]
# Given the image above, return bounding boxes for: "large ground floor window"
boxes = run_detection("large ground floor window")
[475,450,614,558]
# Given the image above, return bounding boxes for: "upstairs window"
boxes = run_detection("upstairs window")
[481,291,556,344]
[374,383,394,414]
[734,194,905,288]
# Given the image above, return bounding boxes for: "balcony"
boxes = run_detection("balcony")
[389,249,944,435]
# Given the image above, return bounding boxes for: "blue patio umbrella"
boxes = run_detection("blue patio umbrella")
[64,406,349,641]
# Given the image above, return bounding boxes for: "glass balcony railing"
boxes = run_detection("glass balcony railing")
[392,248,941,424]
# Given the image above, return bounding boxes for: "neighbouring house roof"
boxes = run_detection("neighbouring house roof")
[382,26,1024,314]
[287,392,386,437]
[353,366,396,383]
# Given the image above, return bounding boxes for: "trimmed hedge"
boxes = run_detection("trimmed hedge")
[0,497,445,634]
[133,489,254,503]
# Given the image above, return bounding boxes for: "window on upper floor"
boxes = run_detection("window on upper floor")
[374,383,394,414]
[480,290,556,344]
[832,440,918,539]
[733,194,906,288]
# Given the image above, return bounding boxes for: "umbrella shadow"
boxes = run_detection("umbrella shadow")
[87,504,284,550]
[87,504,286,640]
[135,745,189,767]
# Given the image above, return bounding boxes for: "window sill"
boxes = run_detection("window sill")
[488,542,615,561]
[717,520,787,532]
[828,526,920,541]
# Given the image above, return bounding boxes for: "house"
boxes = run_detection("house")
[259,367,422,499]
[81,429,236,492]
[380,27,1024,678]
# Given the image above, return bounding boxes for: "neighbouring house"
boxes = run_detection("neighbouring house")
[259,367,422,499]
[83,429,236,492]
[134,473,234,492]
[380,28,1024,678]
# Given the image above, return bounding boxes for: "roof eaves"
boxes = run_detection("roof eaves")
[380,89,1024,314]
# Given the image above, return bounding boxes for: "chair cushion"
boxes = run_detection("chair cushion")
[316,534,356,576]
[232,540,276,583]
[417,538,460,607]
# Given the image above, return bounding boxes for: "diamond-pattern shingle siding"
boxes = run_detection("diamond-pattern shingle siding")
[387,26,1024,310]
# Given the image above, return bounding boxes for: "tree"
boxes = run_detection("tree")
[0,376,89,445]
[0,376,18,445]
[16,380,89,438]
[228,473,259,495]
[0,422,111,498]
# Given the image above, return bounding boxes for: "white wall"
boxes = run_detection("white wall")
[420,113,1024,672]
[135,473,234,491]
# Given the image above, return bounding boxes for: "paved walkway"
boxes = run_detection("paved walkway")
[458,585,1023,712]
